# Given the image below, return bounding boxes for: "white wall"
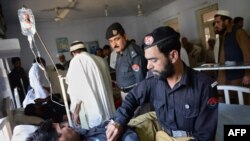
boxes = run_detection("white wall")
[145,0,250,41]
[6,16,146,70]
[5,0,250,71]
[145,0,216,41]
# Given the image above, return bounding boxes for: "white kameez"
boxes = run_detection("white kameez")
[23,63,50,108]
[66,52,115,129]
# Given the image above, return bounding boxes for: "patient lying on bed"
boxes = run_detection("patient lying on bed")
[25,119,139,141]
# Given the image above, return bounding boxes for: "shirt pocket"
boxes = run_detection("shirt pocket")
[153,100,165,110]
[184,108,199,119]
[120,65,130,72]
[153,100,168,123]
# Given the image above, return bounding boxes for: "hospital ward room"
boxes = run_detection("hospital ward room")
[1,0,250,141]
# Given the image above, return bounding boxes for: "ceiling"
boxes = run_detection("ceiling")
[0,0,175,24]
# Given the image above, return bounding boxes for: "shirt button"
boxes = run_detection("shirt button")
[185,104,190,109]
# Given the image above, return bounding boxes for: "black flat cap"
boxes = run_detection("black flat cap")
[143,26,179,49]
[106,22,125,40]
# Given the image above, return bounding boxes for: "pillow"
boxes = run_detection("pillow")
[11,125,38,141]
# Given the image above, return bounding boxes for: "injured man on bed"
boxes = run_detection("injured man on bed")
[25,119,139,141]
[24,41,139,141]
[22,57,66,123]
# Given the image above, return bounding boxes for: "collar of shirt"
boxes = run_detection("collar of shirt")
[122,45,130,56]
[178,65,193,87]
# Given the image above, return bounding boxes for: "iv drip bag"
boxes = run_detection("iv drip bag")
[18,7,36,36]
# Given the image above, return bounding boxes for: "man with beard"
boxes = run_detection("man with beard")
[66,41,116,129]
[105,26,218,141]
[214,10,250,87]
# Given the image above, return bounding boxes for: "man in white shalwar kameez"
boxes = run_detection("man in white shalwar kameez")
[66,41,116,129]
[23,57,50,108]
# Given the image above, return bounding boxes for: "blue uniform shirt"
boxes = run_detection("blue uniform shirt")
[113,66,218,141]
[115,41,147,88]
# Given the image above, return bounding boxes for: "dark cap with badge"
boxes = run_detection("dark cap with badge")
[143,26,180,52]
[106,22,125,40]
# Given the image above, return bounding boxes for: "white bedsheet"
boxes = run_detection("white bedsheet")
[11,125,38,141]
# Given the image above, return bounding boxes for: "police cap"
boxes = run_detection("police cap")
[106,22,125,40]
[143,26,180,50]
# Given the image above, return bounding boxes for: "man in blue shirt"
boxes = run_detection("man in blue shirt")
[106,22,150,116]
[106,22,147,100]
[106,26,218,141]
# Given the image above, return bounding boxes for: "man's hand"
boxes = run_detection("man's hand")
[106,120,123,141]
[72,103,81,127]
[72,111,81,126]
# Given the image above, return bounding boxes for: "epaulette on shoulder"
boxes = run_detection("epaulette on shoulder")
[128,45,138,58]
[211,81,218,88]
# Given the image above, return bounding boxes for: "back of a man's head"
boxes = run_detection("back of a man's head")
[233,17,243,24]
[233,16,244,28]
[70,41,87,56]
[34,57,46,66]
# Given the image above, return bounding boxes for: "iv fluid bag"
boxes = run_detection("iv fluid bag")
[18,8,36,36]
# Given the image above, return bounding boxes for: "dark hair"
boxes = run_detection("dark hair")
[103,44,111,50]
[11,57,21,65]
[24,104,36,116]
[96,48,103,52]
[71,48,87,55]
[55,63,65,70]
[130,39,136,43]
[233,16,243,24]
[33,57,46,65]
[158,36,181,56]
[26,120,58,141]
